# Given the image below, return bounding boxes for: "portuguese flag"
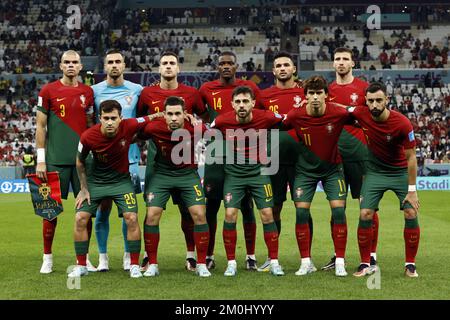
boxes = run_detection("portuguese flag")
[27,172,63,221]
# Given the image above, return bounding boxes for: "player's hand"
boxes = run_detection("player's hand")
[36,162,48,182]
[75,188,90,209]
[403,191,420,212]
[185,113,201,126]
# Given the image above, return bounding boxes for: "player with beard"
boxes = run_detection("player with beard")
[199,51,261,270]
[137,51,209,272]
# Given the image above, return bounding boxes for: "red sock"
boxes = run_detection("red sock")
[243,222,256,255]
[144,231,160,264]
[223,228,237,261]
[295,223,311,258]
[76,254,87,266]
[263,230,279,260]
[404,227,420,264]
[207,221,217,257]
[357,226,373,264]
[43,218,57,254]
[130,252,140,265]
[181,217,195,252]
[371,211,379,254]
[332,223,347,258]
[194,230,210,264]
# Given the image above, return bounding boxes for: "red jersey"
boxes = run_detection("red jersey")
[349,106,416,169]
[199,79,262,119]
[37,80,94,165]
[78,117,150,184]
[283,102,352,173]
[328,77,369,160]
[137,83,206,116]
[211,109,283,176]
[142,118,206,173]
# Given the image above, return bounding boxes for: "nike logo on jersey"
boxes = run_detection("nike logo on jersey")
[56,98,65,102]
[269,99,278,103]
[212,92,221,96]
[300,127,309,130]
[152,100,160,104]
[328,97,336,101]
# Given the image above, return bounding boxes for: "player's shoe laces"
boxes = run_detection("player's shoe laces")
[140,256,149,272]
[353,263,375,277]
[97,254,109,272]
[257,258,271,272]
[295,260,317,276]
[405,264,419,278]
[40,254,53,274]
[86,256,97,272]
[246,258,257,271]
[224,262,237,277]
[335,260,348,277]
[185,258,197,271]
[129,265,142,278]
[321,256,336,271]
[123,252,131,271]
[269,263,285,276]
[206,258,216,270]
[196,264,212,277]
[67,266,88,278]
[143,264,160,277]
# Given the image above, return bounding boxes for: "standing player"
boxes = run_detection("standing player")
[348,82,420,278]
[282,75,351,277]
[322,47,378,271]
[92,49,143,272]
[137,51,209,272]
[211,86,285,277]
[69,100,157,278]
[36,50,96,274]
[199,51,260,270]
[258,51,313,272]
[141,96,210,277]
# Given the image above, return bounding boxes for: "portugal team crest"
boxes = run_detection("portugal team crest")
[225,192,232,204]
[205,184,212,193]
[80,94,86,108]
[147,192,155,203]
[326,123,334,134]
[125,95,132,105]
[350,93,358,104]
[296,187,303,198]
[293,95,302,108]
[386,134,392,142]
[120,138,126,148]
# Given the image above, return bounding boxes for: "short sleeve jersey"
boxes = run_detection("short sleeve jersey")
[137,83,206,116]
[37,80,94,165]
[328,77,369,161]
[260,84,305,165]
[211,109,283,177]
[283,102,351,175]
[199,79,262,121]
[92,80,143,164]
[348,106,416,172]
[78,117,150,185]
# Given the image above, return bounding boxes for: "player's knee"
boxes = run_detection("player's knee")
[123,212,138,226]
[224,209,238,223]
[75,213,89,230]
[331,207,346,224]
[360,209,374,220]
[259,208,274,224]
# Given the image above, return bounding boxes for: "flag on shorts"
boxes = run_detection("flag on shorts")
[27,172,63,221]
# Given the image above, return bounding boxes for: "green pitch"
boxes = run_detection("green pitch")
[0,191,449,300]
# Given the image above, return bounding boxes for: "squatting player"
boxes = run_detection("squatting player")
[140,96,211,278]
[210,86,285,277]
[92,49,143,272]
[348,82,420,278]
[69,100,158,278]
[35,50,96,274]
[258,51,313,272]
[199,51,261,270]
[282,75,351,277]
[137,51,209,272]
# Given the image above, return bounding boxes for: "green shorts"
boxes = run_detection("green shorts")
[145,170,205,209]
[270,165,295,205]
[47,164,80,199]
[77,180,138,216]
[342,160,366,199]
[203,162,225,200]
[360,170,413,210]
[223,173,273,209]
[293,165,347,203]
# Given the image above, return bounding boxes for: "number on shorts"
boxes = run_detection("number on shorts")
[303,133,311,146]
[124,193,136,205]
[264,184,273,197]
[193,184,202,197]
[337,179,346,193]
